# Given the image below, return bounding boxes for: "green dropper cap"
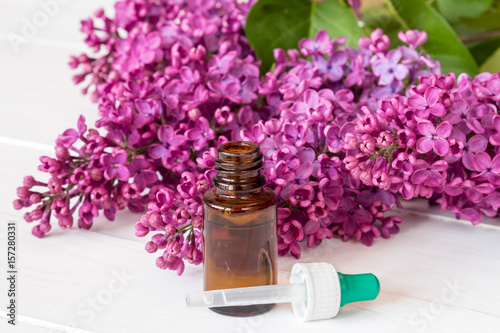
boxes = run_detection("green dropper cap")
[337,272,380,307]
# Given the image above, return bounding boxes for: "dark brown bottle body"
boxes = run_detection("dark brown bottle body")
[202,141,277,317]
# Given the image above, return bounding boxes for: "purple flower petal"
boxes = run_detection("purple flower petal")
[327,65,344,82]
[104,168,116,180]
[493,115,500,131]
[408,94,427,109]
[411,169,428,184]
[170,135,187,146]
[490,132,500,146]
[435,121,452,138]
[429,103,446,117]
[283,229,294,244]
[394,64,409,80]
[387,49,402,64]
[433,138,450,156]
[132,156,147,170]
[491,155,500,172]
[462,151,475,171]
[354,208,372,224]
[298,147,315,163]
[296,162,313,180]
[77,115,87,134]
[289,241,301,259]
[426,170,443,185]
[134,175,146,190]
[460,208,482,225]
[149,144,168,159]
[416,137,434,154]
[450,98,468,114]
[299,38,315,55]
[315,29,332,53]
[432,160,449,172]
[490,174,500,185]
[304,220,320,234]
[101,154,114,166]
[158,125,173,143]
[417,121,435,136]
[378,72,394,86]
[116,167,130,181]
[185,129,201,141]
[141,170,158,183]
[343,216,358,236]
[304,89,319,108]
[468,135,488,152]
[477,183,495,194]
[466,118,484,134]
[401,181,415,199]
[444,112,462,124]
[343,198,356,211]
[473,152,491,172]
[115,151,127,165]
[284,124,298,140]
[424,87,439,105]
[330,208,347,222]
[331,51,347,65]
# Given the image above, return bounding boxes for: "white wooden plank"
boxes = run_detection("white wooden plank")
[0,143,141,243]
[0,40,99,145]
[3,142,500,331]
[394,198,500,227]
[0,317,64,333]
[0,2,499,331]
[2,143,500,332]
[1,141,499,332]
[0,0,116,47]
[1,210,499,333]
[0,1,116,145]
[0,144,53,212]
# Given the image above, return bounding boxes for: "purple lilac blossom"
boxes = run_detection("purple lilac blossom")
[13,0,500,276]
[344,71,500,226]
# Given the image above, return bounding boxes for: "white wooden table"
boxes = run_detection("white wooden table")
[1,1,499,332]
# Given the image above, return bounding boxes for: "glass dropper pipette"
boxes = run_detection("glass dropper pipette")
[186,262,380,321]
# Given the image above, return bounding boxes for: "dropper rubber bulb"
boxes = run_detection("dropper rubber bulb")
[186,262,380,321]
[338,272,380,307]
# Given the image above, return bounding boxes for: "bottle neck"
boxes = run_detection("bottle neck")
[213,141,266,192]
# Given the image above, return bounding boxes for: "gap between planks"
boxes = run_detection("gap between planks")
[0,311,94,333]
[0,33,86,51]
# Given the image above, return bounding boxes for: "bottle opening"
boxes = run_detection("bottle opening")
[213,141,266,191]
[221,141,258,154]
[217,141,262,164]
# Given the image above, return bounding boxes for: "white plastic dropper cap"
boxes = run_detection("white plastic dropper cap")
[186,262,380,321]
[289,262,341,321]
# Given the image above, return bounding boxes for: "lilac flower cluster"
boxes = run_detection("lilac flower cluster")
[131,26,438,270]
[14,0,497,275]
[343,72,500,224]
[136,171,210,275]
[13,116,157,237]
[240,28,438,255]
[16,0,256,248]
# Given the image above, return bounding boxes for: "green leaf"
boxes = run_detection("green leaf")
[462,6,500,30]
[437,0,493,23]
[361,4,400,32]
[245,0,365,72]
[479,45,500,72]
[450,21,487,38]
[386,0,479,76]
[468,36,500,65]
[360,4,404,49]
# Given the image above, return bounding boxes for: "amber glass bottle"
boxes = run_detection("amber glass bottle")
[203,141,277,317]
